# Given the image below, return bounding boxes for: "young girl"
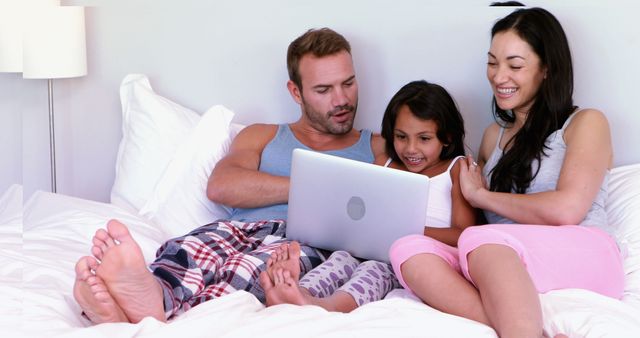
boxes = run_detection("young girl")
[259,80,476,312]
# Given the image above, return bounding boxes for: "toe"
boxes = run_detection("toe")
[106,219,133,243]
[94,229,113,246]
[289,241,301,259]
[75,257,94,281]
[274,268,285,285]
[89,280,108,294]
[92,245,105,261]
[282,270,296,287]
[273,247,281,263]
[277,245,286,262]
[93,232,111,254]
[86,256,99,271]
[259,271,274,291]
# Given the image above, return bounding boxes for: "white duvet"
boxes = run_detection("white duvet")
[3,164,640,337]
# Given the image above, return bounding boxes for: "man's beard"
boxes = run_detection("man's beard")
[302,101,357,135]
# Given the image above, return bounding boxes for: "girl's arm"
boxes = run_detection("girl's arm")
[424,159,477,247]
[460,109,612,225]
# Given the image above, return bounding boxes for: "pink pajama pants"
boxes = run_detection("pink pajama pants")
[389,224,624,299]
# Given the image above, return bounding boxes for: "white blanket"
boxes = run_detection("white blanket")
[6,164,640,337]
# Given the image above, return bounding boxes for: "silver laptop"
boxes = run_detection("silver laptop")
[286,148,429,262]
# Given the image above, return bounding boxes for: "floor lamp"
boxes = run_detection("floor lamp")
[0,6,23,73]
[23,6,87,193]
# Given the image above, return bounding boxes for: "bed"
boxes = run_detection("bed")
[8,74,640,337]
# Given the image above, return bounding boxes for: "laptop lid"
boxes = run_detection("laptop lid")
[286,148,429,262]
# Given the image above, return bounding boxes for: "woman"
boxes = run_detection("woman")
[390,7,624,338]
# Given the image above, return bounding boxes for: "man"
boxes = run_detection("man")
[73,27,385,324]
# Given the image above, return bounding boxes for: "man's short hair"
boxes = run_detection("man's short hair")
[287,28,352,90]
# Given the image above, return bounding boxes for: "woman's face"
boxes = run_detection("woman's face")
[392,105,445,174]
[487,30,547,116]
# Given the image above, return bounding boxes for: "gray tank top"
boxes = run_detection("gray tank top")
[482,111,609,228]
[230,124,374,222]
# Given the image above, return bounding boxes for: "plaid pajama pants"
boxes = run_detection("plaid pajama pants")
[149,219,323,319]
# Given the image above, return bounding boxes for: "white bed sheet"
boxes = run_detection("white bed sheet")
[8,164,640,337]
[0,185,23,335]
[17,190,495,337]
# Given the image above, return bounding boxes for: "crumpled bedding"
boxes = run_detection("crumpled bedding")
[3,164,640,337]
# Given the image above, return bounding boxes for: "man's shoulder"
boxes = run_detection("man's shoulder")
[243,123,280,132]
[231,123,280,149]
[237,123,279,139]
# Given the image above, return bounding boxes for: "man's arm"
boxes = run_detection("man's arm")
[207,124,289,209]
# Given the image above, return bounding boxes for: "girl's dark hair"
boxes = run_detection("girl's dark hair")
[489,7,577,193]
[381,80,466,163]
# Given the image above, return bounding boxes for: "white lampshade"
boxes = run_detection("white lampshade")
[23,6,87,79]
[0,5,24,72]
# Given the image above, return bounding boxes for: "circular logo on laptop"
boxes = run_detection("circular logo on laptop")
[346,196,366,221]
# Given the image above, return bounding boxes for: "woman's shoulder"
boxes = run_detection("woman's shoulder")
[563,108,612,167]
[478,122,502,164]
[565,108,609,139]
[570,108,608,125]
[482,122,503,140]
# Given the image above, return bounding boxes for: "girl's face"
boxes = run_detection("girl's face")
[393,105,445,174]
[487,29,547,116]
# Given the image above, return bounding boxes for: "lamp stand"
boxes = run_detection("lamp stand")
[47,79,57,193]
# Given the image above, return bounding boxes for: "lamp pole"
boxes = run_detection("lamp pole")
[48,79,57,193]
[23,5,87,194]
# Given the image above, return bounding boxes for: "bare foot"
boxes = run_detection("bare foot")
[260,268,310,307]
[91,228,115,261]
[267,241,302,281]
[73,256,128,323]
[93,219,166,323]
[259,267,358,312]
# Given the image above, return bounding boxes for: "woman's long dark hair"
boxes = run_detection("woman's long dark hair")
[489,7,577,193]
[381,80,466,163]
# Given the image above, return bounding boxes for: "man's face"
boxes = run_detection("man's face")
[294,51,358,135]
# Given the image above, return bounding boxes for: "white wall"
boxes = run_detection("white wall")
[0,73,23,194]
[5,0,639,202]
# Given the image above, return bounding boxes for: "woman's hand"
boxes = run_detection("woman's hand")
[459,156,488,208]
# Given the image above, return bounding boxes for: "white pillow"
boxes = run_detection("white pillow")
[607,163,640,309]
[111,74,201,213]
[139,105,245,239]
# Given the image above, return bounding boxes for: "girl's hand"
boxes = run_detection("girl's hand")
[459,156,487,208]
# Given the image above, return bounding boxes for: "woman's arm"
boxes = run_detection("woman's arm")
[424,159,477,247]
[461,109,612,225]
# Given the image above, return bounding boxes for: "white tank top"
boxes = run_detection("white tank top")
[482,111,608,228]
[385,156,464,228]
